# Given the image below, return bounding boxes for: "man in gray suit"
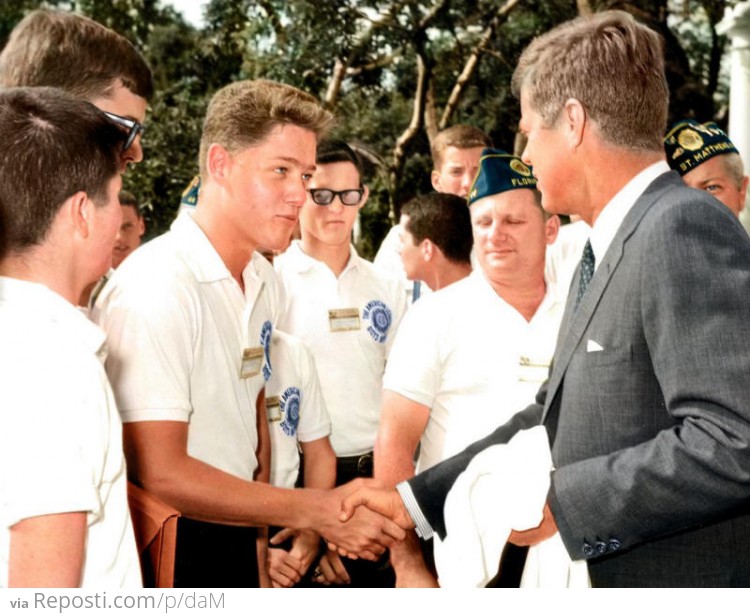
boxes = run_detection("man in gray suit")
[342,9,750,587]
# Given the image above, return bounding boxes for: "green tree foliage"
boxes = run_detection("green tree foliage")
[0,0,740,254]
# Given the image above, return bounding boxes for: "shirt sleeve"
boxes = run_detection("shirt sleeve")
[382,301,441,409]
[92,272,195,424]
[295,340,332,443]
[0,342,104,529]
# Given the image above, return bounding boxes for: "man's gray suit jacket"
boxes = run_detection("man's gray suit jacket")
[407,171,750,587]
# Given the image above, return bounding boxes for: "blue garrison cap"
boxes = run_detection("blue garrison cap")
[664,120,739,176]
[467,148,537,206]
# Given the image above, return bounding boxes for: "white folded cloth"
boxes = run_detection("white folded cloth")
[434,426,589,588]
[521,532,590,587]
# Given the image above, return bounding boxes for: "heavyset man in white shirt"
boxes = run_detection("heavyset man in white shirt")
[93,81,405,587]
[275,139,407,586]
[374,148,565,586]
[0,87,141,588]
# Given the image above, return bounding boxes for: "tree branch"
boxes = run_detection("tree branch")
[324,0,411,109]
[438,0,522,130]
[389,52,430,221]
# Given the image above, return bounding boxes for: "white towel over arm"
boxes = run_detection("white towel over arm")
[434,426,589,588]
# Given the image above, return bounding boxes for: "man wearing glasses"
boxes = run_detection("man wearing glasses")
[0,9,152,173]
[275,139,407,586]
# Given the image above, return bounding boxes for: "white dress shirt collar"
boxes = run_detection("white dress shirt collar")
[588,161,670,270]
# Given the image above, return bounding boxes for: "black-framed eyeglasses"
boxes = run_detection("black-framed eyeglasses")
[308,188,364,206]
[103,111,145,152]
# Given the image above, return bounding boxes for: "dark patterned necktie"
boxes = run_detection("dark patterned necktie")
[575,239,595,310]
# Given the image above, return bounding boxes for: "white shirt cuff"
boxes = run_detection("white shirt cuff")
[396,481,433,540]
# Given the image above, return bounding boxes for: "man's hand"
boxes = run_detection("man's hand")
[268,547,303,588]
[315,479,407,561]
[339,483,415,531]
[508,502,558,547]
[311,550,351,586]
[267,528,320,588]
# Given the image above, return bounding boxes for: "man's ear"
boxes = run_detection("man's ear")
[67,191,92,239]
[422,239,434,261]
[431,169,442,192]
[562,98,586,149]
[544,214,561,246]
[359,184,370,209]
[206,143,232,184]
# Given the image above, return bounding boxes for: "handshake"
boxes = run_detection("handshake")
[311,479,415,561]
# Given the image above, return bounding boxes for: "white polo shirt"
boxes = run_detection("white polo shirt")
[93,212,278,481]
[275,241,407,457]
[266,331,331,489]
[0,278,141,588]
[383,269,565,472]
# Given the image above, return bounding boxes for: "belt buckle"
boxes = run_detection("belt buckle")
[357,452,373,476]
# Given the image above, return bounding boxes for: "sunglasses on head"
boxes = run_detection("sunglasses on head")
[103,111,145,152]
[308,188,364,206]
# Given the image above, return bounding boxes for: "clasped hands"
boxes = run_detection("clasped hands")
[324,479,558,559]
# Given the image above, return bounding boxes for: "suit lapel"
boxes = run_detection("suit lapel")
[542,172,682,420]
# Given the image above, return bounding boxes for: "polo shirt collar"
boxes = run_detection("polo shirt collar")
[171,211,233,283]
[284,240,360,274]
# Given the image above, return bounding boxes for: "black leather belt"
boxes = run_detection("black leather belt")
[336,451,374,483]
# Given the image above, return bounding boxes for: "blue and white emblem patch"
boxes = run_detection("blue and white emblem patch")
[260,321,273,382]
[363,300,392,343]
[280,386,301,436]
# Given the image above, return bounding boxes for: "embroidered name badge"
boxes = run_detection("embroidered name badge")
[518,355,551,384]
[329,308,360,332]
[363,300,392,343]
[240,347,265,379]
[280,386,301,437]
[265,395,281,422]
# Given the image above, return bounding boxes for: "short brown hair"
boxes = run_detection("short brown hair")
[0,9,153,101]
[118,190,142,217]
[431,125,493,170]
[401,193,473,264]
[199,79,333,175]
[511,10,668,152]
[0,87,124,257]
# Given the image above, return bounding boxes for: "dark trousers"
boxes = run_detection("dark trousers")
[173,517,259,588]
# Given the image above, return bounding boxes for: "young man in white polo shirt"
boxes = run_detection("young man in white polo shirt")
[275,139,407,586]
[93,81,405,588]
[374,125,492,302]
[374,149,566,586]
[0,87,140,588]
[397,192,473,292]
